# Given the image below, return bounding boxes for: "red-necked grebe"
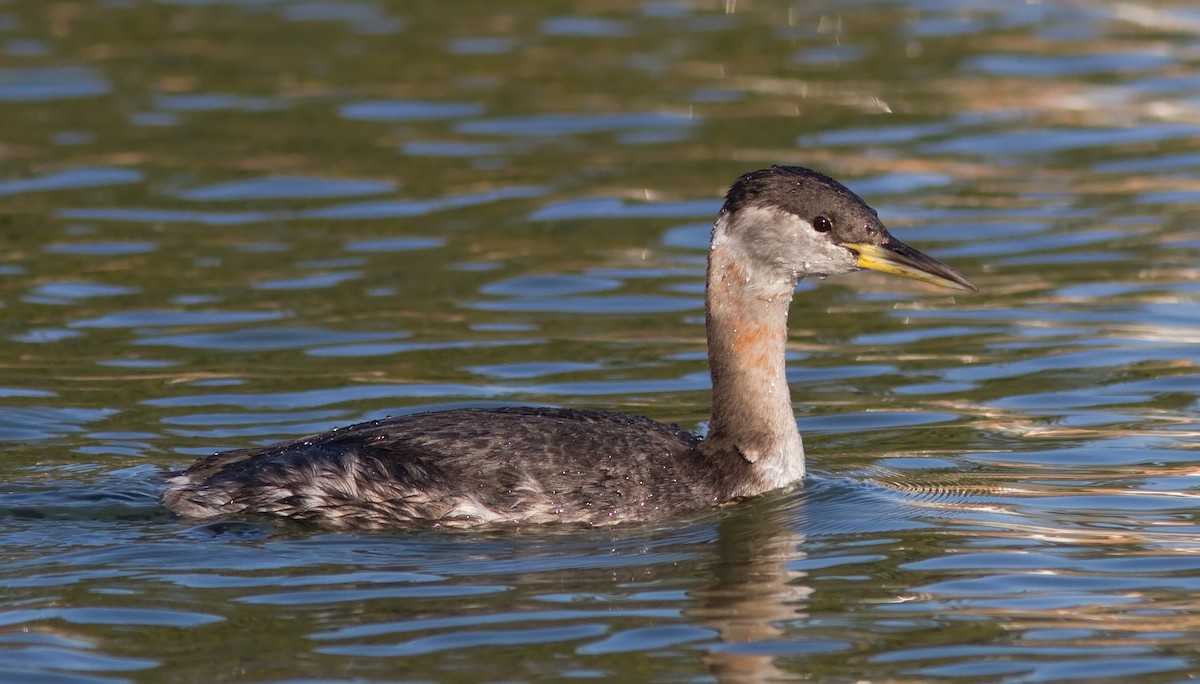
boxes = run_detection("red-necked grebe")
[162,166,976,529]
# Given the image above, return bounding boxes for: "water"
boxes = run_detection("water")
[1,0,1199,681]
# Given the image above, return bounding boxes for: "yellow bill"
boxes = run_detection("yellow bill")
[842,241,977,292]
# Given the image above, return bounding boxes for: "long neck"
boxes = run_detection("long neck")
[701,231,805,496]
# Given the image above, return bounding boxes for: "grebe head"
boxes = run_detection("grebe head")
[714,165,976,292]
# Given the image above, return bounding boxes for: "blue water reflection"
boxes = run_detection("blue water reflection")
[3,0,1200,681]
[0,66,108,100]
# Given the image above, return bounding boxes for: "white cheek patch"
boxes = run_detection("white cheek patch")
[718,206,857,280]
[799,235,859,277]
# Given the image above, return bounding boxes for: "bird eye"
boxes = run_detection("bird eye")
[813,216,833,233]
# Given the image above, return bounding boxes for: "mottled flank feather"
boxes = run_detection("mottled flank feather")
[163,407,735,529]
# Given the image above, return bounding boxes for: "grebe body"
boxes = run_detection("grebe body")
[162,166,975,529]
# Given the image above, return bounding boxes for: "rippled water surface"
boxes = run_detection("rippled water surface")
[2,0,1200,681]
